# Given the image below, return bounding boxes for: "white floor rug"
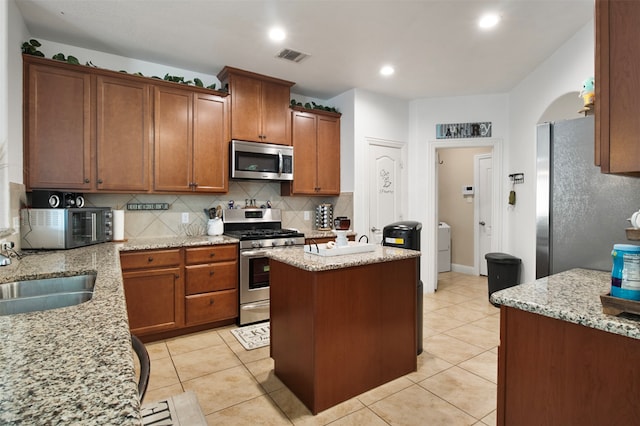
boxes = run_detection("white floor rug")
[230,322,270,350]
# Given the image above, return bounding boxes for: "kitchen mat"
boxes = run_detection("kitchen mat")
[141,390,206,425]
[230,322,270,350]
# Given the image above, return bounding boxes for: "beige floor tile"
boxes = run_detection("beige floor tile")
[166,329,225,356]
[143,383,184,406]
[172,344,242,382]
[205,395,291,425]
[432,304,488,323]
[183,365,265,415]
[481,409,497,425]
[145,341,170,360]
[269,386,364,426]
[369,384,476,425]
[458,351,498,384]
[423,334,486,365]
[244,357,285,393]
[356,376,414,406]
[459,298,499,315]
[406,351,454,383]
[422,295,455,312]
[445,284,487,299]
[470,314,501,333]
[147,356,180,391]
[235,345,271,364]
[419,366,496,419]
[329,407,388,426]
[427,289,475,304]
[444,323,499,350]
[423,311,467,334]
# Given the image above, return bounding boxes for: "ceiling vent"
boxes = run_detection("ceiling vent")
[275,48,310,63]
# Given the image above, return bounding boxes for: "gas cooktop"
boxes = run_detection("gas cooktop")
[225,228,304,241]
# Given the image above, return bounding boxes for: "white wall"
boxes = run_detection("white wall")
[506,19,594,283]
[409,93,509,292]
[329,89,356,193]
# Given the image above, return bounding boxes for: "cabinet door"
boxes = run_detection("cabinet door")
[290,111,318,194]
[230,74,262,142]
[192,93,228,192]
[261,81,291,145]
[154,86,193,191]
[315,115,341,195]
[25,63,92,190]
[96,76,151,191]
[122,267,184,335]
[595,0,640,174]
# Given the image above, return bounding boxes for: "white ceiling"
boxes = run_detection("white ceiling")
[15,0,594,100]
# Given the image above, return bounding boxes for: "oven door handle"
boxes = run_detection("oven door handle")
[242,300,270,310]
[241,250,268,257]
[278,150,283,176]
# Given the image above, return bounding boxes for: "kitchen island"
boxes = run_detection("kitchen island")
[267,245,420,414]
[491,268,640,425]
[0,235,237,425]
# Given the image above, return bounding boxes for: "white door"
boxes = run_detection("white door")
[476,154,493,275]
[368,142,404,243]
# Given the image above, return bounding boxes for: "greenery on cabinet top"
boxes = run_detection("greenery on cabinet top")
[22,38,224,93]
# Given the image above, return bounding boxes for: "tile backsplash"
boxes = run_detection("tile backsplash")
[78,182,353,239]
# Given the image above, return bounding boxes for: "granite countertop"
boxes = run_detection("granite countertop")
[267,244,420,272]
[491,268,640,340]
[0,235,237,425]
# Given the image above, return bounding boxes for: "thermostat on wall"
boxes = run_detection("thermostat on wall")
[462,185,474,195]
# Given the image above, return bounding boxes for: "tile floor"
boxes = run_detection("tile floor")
[140,271,499,425]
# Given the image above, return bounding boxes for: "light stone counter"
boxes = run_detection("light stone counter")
[266,244,420,272]
[0,235,237,425]
[491,268,640,340]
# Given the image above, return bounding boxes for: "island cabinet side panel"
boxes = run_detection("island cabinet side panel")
[498,306,640,425]
[270,257,417,414]
[270,260,316,408]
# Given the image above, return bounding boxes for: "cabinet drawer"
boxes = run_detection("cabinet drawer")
[185,289,238,326]
[185,261,238,295]
[185,244,237,264]
[120,249,182,270]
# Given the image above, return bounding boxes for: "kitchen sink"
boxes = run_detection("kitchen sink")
[0,274,96,316]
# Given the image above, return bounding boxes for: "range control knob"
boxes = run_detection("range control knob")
[271,241,278,247]
[251,241,262,248]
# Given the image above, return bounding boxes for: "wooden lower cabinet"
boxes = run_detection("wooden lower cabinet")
[121,244,239,338]
[497,306,640,425]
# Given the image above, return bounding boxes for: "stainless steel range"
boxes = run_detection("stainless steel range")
[223,208,305,325]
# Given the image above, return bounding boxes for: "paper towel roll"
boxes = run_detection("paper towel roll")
[113,210,125,241]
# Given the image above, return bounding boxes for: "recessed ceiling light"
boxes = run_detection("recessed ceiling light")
[478,13,500,29]
[380,65,395,76]
[269,27,286,42]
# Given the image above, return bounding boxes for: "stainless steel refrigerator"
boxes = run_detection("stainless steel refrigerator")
[536,115,640,279]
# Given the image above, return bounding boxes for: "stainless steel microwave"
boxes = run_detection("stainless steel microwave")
[230,140,293,181]
[21,208,113,250]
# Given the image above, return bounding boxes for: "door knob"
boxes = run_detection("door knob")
[479,221,486,226]
[371,226,380,232]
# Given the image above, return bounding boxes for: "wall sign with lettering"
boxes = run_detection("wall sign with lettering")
[436,122,492,139]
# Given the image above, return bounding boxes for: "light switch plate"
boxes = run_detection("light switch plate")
[304,211,310,221]
[181,212,189,223]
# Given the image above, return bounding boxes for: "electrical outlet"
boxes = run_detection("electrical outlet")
[304,211,310,221]
[181,212,190,224]
[1,241,14,250]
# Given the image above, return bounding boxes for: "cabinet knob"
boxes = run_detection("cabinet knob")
[209,270,215,276]
[175,274,180,279]
[97,179,103,184]
[210,253,215,257]
[147,256,153,262]
[209,298,215,305]
[84,178,90,183]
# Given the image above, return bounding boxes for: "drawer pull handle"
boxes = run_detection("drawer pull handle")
[209,298,215,305]
[209,271,215,276]
[147,257,153,262]
[210,253,215,257]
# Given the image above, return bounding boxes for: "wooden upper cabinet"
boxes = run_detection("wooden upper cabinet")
[595,0,640,174]
[282,108,341,196]
[96,76,151,191]
[217,66,294,145]
[25,59,92,190]
[154,86,228,192]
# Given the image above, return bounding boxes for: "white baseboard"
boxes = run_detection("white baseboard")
[451,263,476,275]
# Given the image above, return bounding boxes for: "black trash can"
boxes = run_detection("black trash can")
[382,221,423,355]
[485,252,522,307]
